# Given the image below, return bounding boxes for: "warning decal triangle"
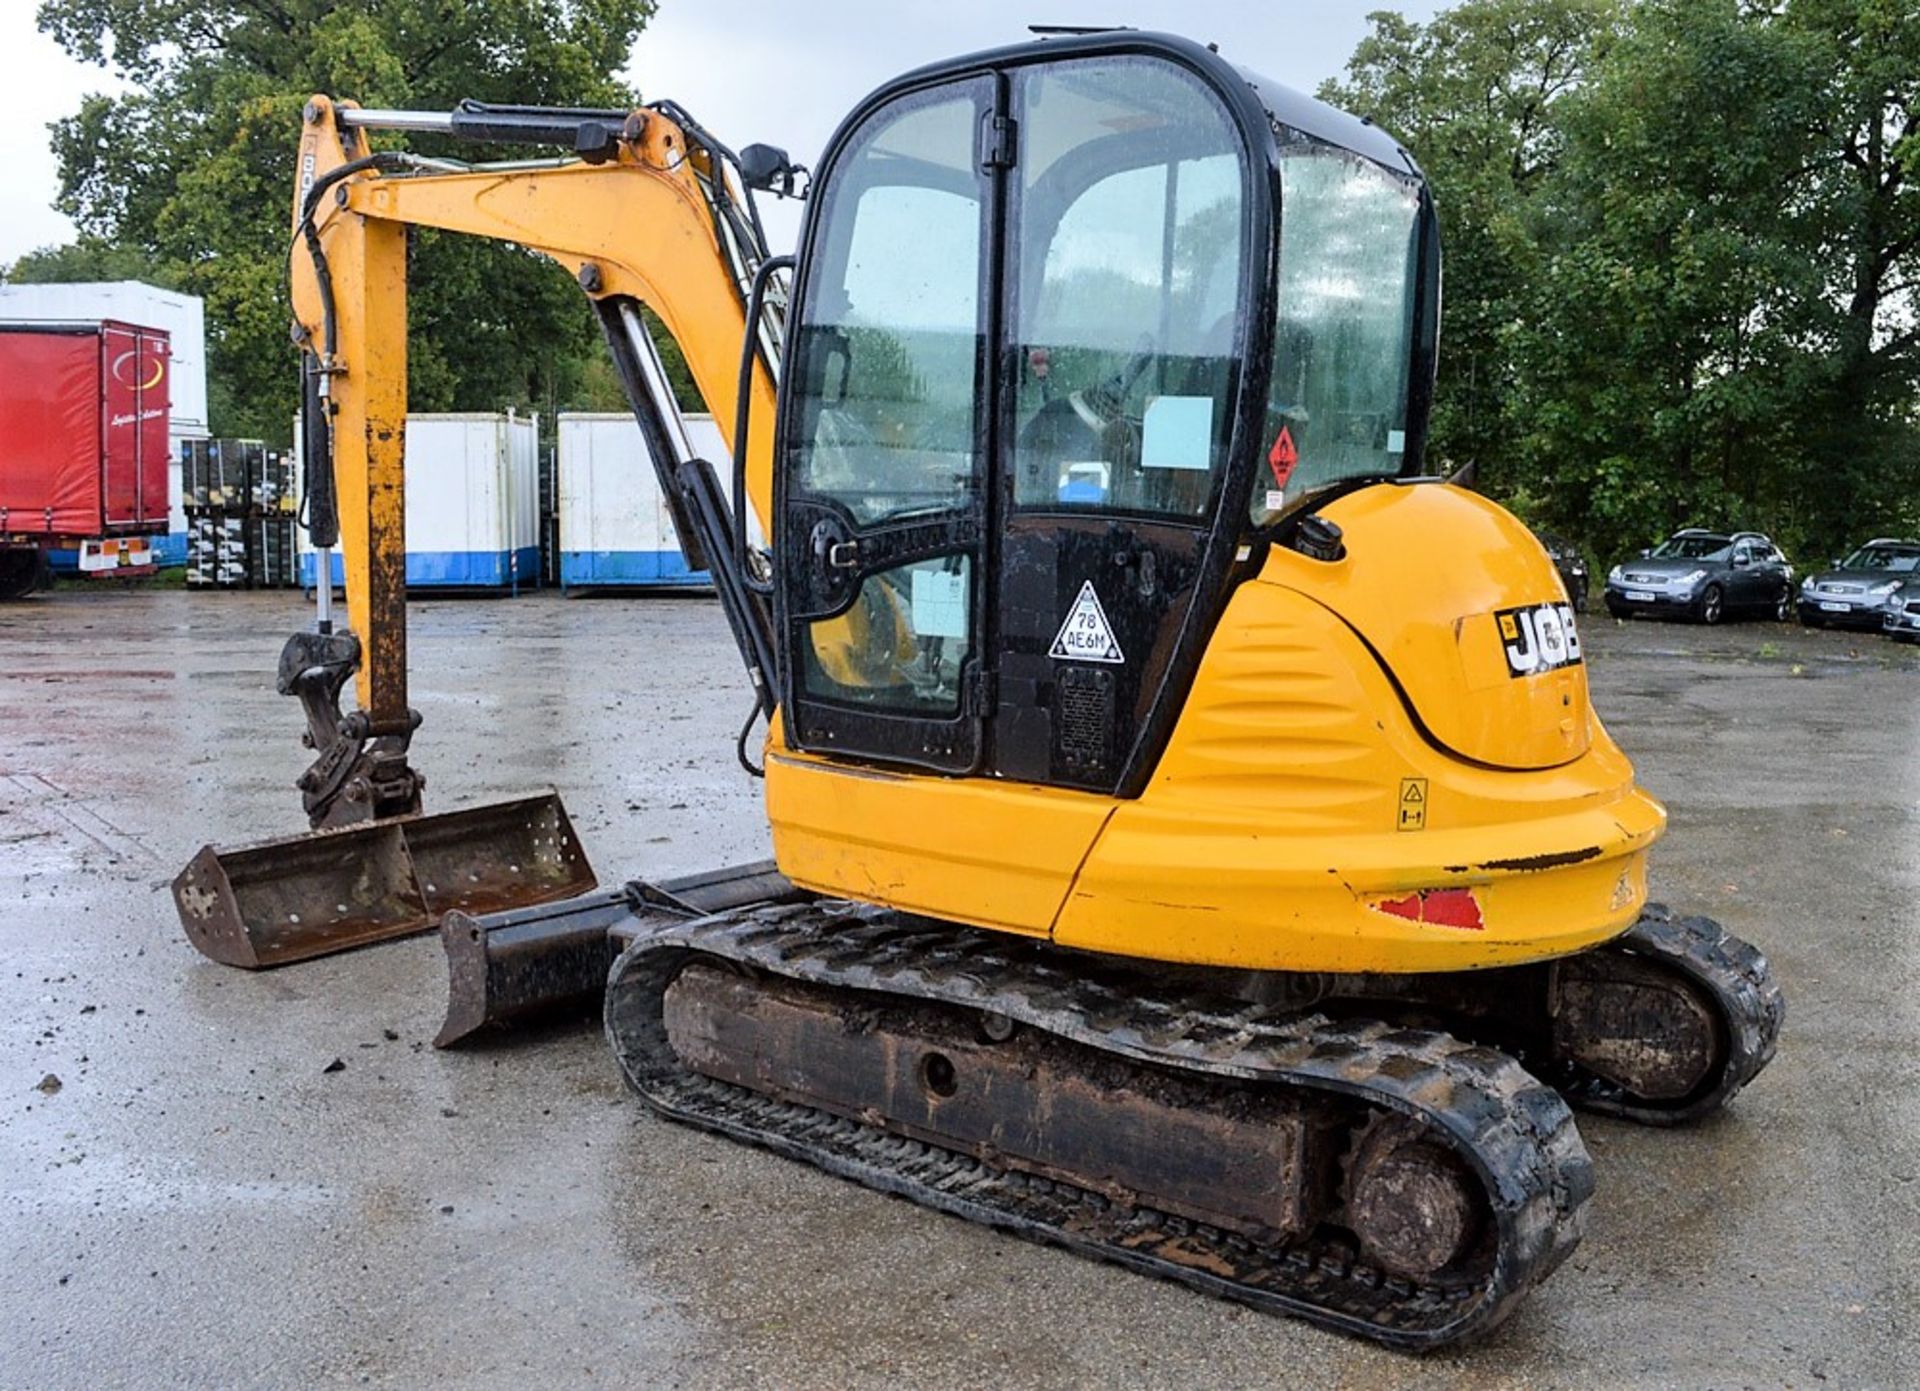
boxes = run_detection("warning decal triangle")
[1049,580,1125,664]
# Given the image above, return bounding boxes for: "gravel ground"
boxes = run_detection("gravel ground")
[2,586,1915,1389]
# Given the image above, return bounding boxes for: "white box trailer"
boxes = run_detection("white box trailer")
[557,411,730,588]
[298,411,539,590]
[0,281,209,567]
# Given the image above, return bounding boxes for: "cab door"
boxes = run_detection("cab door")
[777,77,995,773]
[777,51,1256,791]
[992,58,1251,794]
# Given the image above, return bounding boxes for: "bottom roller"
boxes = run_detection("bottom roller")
[605,901,1594,1350]
[171,792,596,968]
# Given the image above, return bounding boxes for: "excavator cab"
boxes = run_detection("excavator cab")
[775,39,1435,793]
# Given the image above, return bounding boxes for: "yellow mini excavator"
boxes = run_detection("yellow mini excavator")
[172,30,1782,1348]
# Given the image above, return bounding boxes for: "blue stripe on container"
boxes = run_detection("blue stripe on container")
[300,547,541,589]
[559,550,712,587]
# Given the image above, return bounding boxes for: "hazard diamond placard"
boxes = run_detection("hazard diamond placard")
[1050,580,1124,664]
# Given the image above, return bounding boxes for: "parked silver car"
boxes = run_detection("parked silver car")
[1796,538,1920,629]
[1604,529,1793,624]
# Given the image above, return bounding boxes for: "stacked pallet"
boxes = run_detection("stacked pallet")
[182,439,298,588]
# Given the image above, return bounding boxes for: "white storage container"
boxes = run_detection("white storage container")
[0,280,210,564]
[557,412,730,588]
[298,411,539,590]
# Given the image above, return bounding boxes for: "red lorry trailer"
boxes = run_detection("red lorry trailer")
[0,320,171,599]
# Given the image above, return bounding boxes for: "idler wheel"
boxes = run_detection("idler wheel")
[1344,1117,1484,1280]
[1552,951,1723,1101]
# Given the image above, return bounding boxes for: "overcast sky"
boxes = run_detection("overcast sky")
[0,1,1441,265]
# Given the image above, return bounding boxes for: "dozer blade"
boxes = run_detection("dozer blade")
[435,860,801,1047]
[172,792,596,969]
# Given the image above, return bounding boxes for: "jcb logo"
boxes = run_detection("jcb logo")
[1497,602,1582,678]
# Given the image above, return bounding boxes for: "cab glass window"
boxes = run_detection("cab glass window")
[1252,140,1423,523]
[787,84,987,527]
[1009,59,1246,518]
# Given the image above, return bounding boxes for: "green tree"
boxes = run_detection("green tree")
[1322,1,1625,487]
[3,235,178,287]
[1510,0,1918,563]
[1775,0,1920,551]
[1505,0,1831,561]
[34,0,660,439]
[1329,0,1920,567]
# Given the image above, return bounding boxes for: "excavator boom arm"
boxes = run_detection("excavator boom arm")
[174,92,793,973]
[286,95,784,815]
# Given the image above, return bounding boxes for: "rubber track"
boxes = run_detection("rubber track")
[605,901,1594,1350]
[1560,905,1785,1126]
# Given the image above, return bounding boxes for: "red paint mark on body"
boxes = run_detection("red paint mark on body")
[1373,888,1485,931]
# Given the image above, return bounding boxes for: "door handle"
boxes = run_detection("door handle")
[809,519,860,571]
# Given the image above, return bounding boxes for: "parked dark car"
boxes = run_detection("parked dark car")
[1534,529,1590,610]
[1796,537,1920,629]
[1885,580,1920,643]
[1603,529,1793,624]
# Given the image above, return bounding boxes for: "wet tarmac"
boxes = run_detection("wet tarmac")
[2,587,1915,1389]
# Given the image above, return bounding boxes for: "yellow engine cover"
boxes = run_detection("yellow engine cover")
[1277,483,1591,769]
[766,484,1661,976]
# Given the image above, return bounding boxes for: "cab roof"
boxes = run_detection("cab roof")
[870,28,1422,180]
